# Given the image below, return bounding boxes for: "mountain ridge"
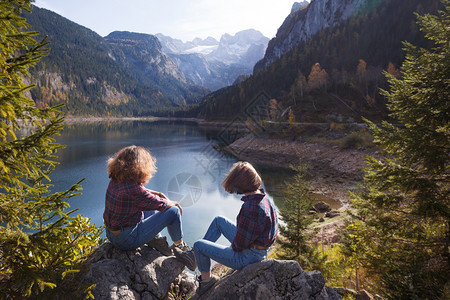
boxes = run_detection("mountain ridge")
[157,29,269,90]
[26,6,212,115]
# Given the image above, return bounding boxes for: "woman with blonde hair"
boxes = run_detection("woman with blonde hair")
[193,161,278,296]
[103,145,196,271]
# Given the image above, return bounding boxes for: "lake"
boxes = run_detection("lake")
[50,120,280,247]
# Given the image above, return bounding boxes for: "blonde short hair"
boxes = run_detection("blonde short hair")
[221,161,262,194]
[107,145,157,184]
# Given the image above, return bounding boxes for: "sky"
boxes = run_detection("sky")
[33,0,309,42]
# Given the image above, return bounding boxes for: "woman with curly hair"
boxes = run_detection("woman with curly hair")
[103,145,196,271]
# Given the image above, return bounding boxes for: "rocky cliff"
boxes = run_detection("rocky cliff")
[254,0,383,72]
[81,242,342,300]
[291,1,310,13]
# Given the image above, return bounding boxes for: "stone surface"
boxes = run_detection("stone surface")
[314,201,332,213]
[82,243,341,300]
[191,259,342,300]
[82,242,186,299]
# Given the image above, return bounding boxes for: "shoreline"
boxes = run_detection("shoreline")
[222,135,375,207]
[63,116,250,130]
[63,116,196,124]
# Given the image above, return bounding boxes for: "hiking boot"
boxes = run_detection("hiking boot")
[172,242,197,271]
[196,275,219,296]
[147,236,172,256]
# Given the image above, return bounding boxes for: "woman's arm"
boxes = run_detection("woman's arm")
[148,190,182,215]
[164,199,183,216]
[149,189,168,199]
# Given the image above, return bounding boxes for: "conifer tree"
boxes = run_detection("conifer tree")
[351,2,449,298]
[277,163,325,270]
[0,1,102,297]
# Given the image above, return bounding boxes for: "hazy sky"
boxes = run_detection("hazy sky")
[34,0,309,41]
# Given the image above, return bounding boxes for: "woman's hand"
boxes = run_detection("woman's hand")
[166,200,183,216]
[151,190,182,215]
[151,190,168,199]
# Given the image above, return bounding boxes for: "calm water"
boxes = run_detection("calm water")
[50,120,276,247]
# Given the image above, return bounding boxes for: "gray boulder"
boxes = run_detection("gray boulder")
[82,242,186,299]
[81,243,340,300]
[192,259,341,300]
[314,201,331,213]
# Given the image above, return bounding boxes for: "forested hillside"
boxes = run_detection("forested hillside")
[25,6,208,116]
[197,0,442,122]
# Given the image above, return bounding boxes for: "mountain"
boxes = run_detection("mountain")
[197,0,441,121]
[25,6,209,116]
[207,29,269,67]
[255,0,383,72]
[157,30,269,90]
[105,31,209,106]
[156,34,219,55]
[291,1,310,13]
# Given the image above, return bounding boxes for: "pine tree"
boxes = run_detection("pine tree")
[277,162,325,270]
[0,1,102,297]
[351,2,450,298]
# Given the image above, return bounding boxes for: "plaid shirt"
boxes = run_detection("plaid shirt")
[232,191,278,252]
[103,180,168,229]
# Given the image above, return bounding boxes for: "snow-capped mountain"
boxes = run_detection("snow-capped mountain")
[157,29,269,90]
[156,34,219,55]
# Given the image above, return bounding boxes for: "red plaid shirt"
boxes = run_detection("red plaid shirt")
[103,180,168,229]
[232,191,278,252]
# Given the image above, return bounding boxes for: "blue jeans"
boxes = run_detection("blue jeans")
[106,206,183,251]
[193,216,268,273]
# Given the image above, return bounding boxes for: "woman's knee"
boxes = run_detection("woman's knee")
[165,205,181,218]
[193,239,207,252]
[212,215,226,226]
[193,240,202,251]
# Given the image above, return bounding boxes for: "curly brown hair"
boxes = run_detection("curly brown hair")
[221,161,262,194]
[107,145,157,184]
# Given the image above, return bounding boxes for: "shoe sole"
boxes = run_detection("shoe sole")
[197,277,218,296]
[174,251,197,271]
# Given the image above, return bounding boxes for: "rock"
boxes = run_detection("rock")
[325,210,341,218]
[172,272,198,299]
[319,217,325,222]
[192,259,341,300]
[291,1,309,13]
[82,242,186,299]
[81,243,342,300]
[314,201,331,213]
